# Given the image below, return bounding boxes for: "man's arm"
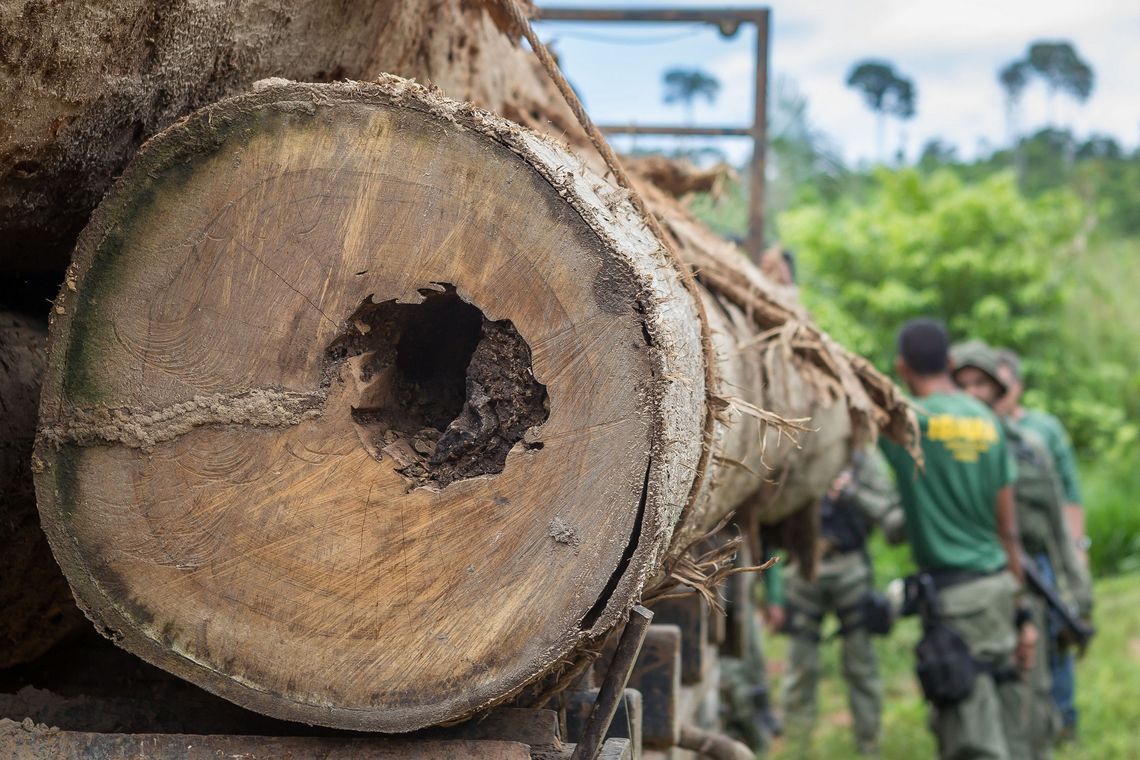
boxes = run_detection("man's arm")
[1045,415,1089,565]
[1050,481,1093,615]
[1065,506,1088,566]
[850,451,907,544]
[997,483,1038,669]
[995,485,1023,584]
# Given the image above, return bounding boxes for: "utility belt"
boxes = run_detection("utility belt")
[782,592,894,642]
[903,570,1019,707]
[925,566,996,592]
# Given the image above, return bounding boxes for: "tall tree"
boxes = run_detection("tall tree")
[886,76,916,163]
[1025,41,1095,125]
[846,60,916,163]
[998,60,1031,181]
[662,68,721,125]
[918,138,957,170]
[998,60,1030,145]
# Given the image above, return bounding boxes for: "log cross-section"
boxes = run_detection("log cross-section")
[34,78,708,732]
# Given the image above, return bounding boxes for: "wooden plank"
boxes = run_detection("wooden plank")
[432,708,561,748]
[625,625,681,750]
[0,719,530,759]
[648,594,708,685]
[534,738,632,760]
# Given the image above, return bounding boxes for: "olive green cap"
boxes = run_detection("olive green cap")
[950,340,1008,394]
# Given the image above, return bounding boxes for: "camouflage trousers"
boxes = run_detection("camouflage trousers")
[781,551,882,755]
[928,570,1031,760]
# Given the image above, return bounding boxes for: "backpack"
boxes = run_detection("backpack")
[1004,421,1064,551]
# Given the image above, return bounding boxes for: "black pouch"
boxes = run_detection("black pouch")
[909,573,979,706]
[861,590,894,636]
[915,618,978,706]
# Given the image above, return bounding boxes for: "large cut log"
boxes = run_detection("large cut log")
[0,311,85,667]
[33,74,912,732]
[21,0,916,733]
[34,78,709,731]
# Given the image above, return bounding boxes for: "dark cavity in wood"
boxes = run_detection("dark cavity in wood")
[325,285,548,489]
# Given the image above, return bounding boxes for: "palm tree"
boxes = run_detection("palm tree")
[846,60,917,163]
[662,68,721,125]
[1026,41,1095,125]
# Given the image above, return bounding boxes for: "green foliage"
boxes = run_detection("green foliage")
[778,168,1082,408]
[765,572,1140,758]
[1082,449,1140,577]
[1046,235,1140,457]
[687,177,748,240]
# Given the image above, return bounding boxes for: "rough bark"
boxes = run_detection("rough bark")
[0,311,84,667]
[0,0,569,272]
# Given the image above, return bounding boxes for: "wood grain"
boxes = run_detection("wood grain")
[34,80,705,731]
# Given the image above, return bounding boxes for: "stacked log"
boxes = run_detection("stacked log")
[6,0,915,734]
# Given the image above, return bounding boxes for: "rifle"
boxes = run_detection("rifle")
[1019,549,1095,649]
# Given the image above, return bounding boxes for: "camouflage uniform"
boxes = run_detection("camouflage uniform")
[952,341,1091,760]
[720,546,781,754]
[779,451,904,756]
[1003,419,1092,759]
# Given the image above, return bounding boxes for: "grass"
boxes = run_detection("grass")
[762,572,1140,759]
[1082,459,1140,577]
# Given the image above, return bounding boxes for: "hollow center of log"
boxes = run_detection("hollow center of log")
[325,285,548,488]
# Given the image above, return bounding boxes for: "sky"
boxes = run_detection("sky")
[536,0,1140,166]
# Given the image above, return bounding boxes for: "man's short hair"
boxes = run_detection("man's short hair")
[897,318,950,376]
[995,348,1022,382]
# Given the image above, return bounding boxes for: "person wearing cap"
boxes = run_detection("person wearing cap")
[993,348,1092,744]
[998,348,1085,742]
[993,350,1087,569]
[879,320,1034,760]
[952,341,1090,759]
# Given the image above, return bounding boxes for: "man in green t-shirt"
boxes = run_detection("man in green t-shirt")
[879,319,1035,759]
[993,348,1089,741]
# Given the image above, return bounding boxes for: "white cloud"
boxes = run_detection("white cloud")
[540,0,1140,163]
[760,0,1140,161]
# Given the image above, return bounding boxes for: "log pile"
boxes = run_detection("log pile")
[5,0,915,735]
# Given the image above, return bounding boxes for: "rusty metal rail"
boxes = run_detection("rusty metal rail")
[535,5,771,260]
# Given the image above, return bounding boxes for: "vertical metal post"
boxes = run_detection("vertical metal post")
[745,9,770,263]
[569,605,653,760]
